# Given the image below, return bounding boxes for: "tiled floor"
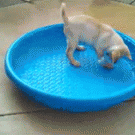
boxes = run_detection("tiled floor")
[1,0,135,134]
[0,0,135,8]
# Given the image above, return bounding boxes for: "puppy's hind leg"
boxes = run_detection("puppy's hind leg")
[66,38,81,67]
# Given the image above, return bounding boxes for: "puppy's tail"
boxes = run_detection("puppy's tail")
[61,2,68,25]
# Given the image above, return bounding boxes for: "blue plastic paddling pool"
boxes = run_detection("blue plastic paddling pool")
[5,23,135,112]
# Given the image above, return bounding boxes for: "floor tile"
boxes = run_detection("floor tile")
[0,101,135,135]
[0,0,135,115]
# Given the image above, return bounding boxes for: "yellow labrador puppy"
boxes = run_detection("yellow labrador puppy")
[61,3,132,68]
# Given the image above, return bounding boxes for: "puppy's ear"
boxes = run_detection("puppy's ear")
[111,51,119,63]
[126,52,132,60]
[123,46,132,60]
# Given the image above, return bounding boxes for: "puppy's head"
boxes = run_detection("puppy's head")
[99,45,132,69]
[106,45,132,63]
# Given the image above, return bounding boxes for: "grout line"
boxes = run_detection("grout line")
[126,99,135,102]
[129,0,135,4]
[112,0,135,5]
[0,109,48,117]
[0,99,135,117]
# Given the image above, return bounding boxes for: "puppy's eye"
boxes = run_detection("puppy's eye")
[106,52,110,56]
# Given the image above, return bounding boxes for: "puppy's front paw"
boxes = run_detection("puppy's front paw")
[71,60,81,67]
[98,57,114,69]
[103,63,114,69]
[76,45,85,51]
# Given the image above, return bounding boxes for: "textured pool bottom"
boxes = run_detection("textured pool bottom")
[5,23,135,112]
[16,44,135,100]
